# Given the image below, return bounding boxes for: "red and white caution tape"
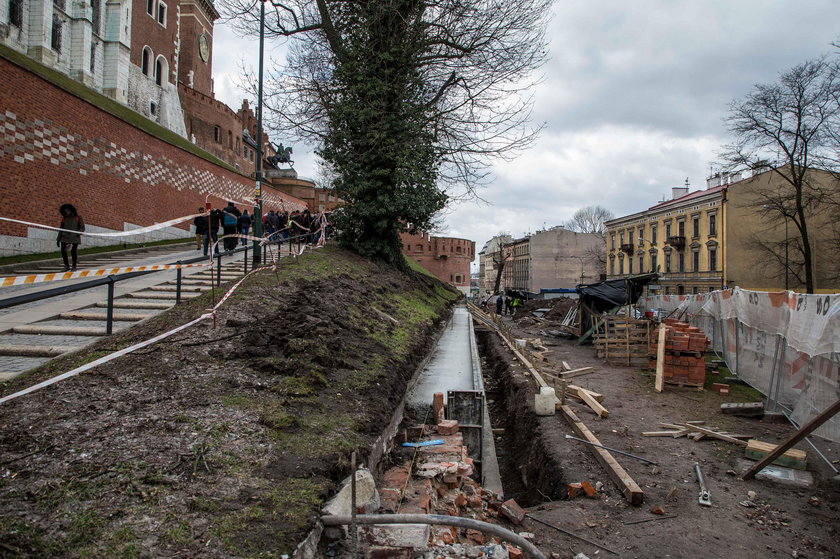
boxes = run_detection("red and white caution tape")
[0,213,204,238]
[0,263,273,406]
[0,261,210,288]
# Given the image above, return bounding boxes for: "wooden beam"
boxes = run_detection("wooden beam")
[558,367,595,380]
[566,384,604,403]
[576,389,609,418]
[742,398,840,480]
[654,324,666,393]
[561,361,572,371]
[680,424,748,446]
[560,405,643,505]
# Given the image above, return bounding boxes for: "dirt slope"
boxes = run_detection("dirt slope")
[0,245,460,558]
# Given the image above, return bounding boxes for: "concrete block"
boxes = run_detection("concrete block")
[323,468,380,516]
[362,524,430,549]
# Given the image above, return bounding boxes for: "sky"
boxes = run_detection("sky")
[211,1,838,272]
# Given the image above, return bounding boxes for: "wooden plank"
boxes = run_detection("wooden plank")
[680,424,748,446]
[577,389,609,418]
[558,367,595,380]
[560,405,643,505]
[561,361,572,372]
[745,439,807,470]
[641,430,686,437]
[654,324,666,393]
[742,398,840,480]
[566,384,604,403]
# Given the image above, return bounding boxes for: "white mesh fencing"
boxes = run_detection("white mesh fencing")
[638,289,840,442]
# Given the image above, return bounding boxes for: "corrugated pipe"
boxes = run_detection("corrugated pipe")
[321,513,546,559]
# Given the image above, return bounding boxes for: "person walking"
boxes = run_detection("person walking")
[238,210,252,246]
[193,207,208,250]
[57,203,85,271]
[222,201,241,251]
[495,293,503,315]
[205,208,223,256]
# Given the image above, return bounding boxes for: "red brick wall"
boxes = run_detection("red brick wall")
[179,84,253,173]
[131,0,178,84]
[0,55,305,243]
[177,3,215,96]
[401,231,475,288]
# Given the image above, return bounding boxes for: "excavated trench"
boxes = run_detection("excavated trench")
[476,329,567,506]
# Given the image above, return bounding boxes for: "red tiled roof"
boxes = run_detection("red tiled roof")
[647,183,727,211]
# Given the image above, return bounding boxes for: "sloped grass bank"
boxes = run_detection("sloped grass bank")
[0,245,460,557]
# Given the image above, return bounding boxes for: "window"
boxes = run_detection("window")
[619,231,625,245]
[455,275,463,283]
[665,222,671,238]
[678,220,685,237]
[639,254,644,273]
[228,130,233,149]
[665,253,672,273]
[650,253,657,273]
[610,234,615,249]
[628,256,633,275]
[243,147,248,158]
[692,216,700,238]
[651,224,657,244]
[154,58,163,85]
[146,0,154,16]
[678,253,685,273]
[92,0,101,33]
[213,126,221,143]
[415,244,423,252]
[609,259,615,276]
[89,43,96,72]
[51,15,63,52]
[709,248,717,271]
[149,101,157,115]
[692,287,699,294]
[709,214,717,236]
[619,259,624,275]
[141,47,152,75]
[9,0,23,27]
[692,250,699,272]
[157,1,167,26]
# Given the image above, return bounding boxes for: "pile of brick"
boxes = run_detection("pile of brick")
[649,319,710,386]
[373,422,528,558]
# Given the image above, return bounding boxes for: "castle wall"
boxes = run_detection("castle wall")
[401,231,475,294]
[0,52,305,256]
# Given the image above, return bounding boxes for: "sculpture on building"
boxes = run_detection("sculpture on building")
[267,143,294,168]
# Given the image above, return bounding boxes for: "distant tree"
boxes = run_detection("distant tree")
[565,205,614,275]
[720,57,840,293]
[564,205,615,236]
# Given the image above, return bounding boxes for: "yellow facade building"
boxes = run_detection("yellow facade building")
[605,169,839,294]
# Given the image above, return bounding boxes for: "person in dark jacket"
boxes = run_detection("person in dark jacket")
[238,210,252,246]
[205,208,223,256]
[222,201,241,250]
[193,207,208,250]
[495,294,503,315]
[57,203,85,271]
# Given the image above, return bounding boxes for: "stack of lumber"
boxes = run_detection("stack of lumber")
[649,319,709,387]
[594,316,653,366]
[642,421,752,445]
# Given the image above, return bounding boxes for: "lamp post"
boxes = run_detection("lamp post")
[252,0,267,266]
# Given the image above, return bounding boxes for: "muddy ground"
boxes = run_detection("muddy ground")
[0,246,461,558]
[478,301,839,559]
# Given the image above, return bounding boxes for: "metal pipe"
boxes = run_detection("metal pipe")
[321,514,546,559]
[526,514,618,555]
[175,262,182,305]
[105,278,115,335]
[564,435,658,465]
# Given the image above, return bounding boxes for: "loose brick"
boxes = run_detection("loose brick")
[433,392,445,424]
[500,499,526,525]
[437,419,459,436]
[505,544,524,559]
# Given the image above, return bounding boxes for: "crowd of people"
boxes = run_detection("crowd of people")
[192,203,331,257]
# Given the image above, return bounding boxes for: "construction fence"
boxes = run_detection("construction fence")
[638,289,840,443]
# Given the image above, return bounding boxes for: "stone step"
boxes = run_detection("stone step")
[0,345,81,357]
[124,292,200,300]
[59,312,154,322]
[12,325,108,336]
[147,285,209,292]
[96,301,172,310]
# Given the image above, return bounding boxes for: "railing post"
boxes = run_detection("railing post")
[175,261,182,305]
[244,245,248,274]
[217,253,222,287]
[106,277,115,335]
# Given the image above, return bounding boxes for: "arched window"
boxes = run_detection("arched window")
[154,56,168,86]
[141,47,152,76]
[228,130,233,149]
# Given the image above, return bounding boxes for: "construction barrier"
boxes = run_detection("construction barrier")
[638,289,840,442]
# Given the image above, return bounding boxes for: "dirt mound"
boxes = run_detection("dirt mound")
[0,246,460,557]
[515,296,577,321]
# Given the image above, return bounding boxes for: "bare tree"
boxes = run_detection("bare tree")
[564,205,615,235]
[720,57,840,293]
[222,0,553,198]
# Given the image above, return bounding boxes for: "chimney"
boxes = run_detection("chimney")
[671,186,689,199]
[706,173,720,189]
